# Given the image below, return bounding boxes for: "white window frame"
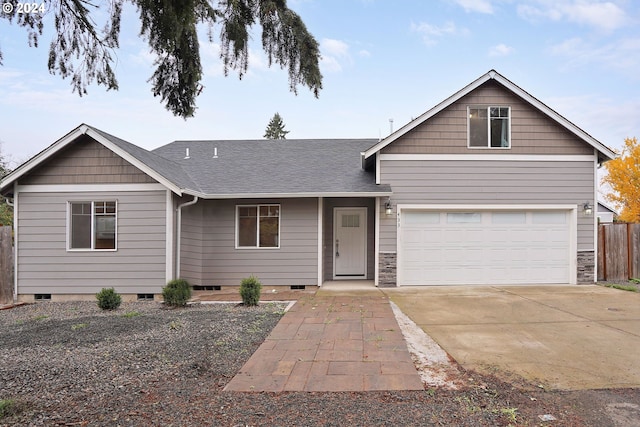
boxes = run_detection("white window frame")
[235,204,281,249]
[467,106,511,149]
[67,200,118,251]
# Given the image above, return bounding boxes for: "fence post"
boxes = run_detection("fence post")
[0,226,13,305]
[599,224,607,281]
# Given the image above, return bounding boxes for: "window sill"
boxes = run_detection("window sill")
[67,249,118,252]
[235,246,281,250]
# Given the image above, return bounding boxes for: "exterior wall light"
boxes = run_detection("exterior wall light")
[385,198,393,215]
[583,202,593,216]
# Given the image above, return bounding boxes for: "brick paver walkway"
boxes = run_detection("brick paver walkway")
[224,295,424,392]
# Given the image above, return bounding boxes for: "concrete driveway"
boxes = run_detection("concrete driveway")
[384,285,640,390]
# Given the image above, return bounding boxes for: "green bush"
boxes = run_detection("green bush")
[0,399,17,419]
[162,279,192,307]
[96,288,122,310]
[240,275,262,306]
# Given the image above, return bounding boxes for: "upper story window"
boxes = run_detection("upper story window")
[69,201,117,250]
[468,106,510,149]
[236,204,280,249]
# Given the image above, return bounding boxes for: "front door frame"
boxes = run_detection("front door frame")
[333,207,367,279]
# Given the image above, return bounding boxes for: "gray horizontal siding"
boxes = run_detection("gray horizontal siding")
[178,201,203,284]
[17,190,167,294]
[179,198,318,286]
[380,159,595,252]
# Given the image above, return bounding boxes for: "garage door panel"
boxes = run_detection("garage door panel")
[399,209,572,286]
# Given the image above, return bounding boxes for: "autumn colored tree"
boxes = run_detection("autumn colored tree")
[602,137,640,222]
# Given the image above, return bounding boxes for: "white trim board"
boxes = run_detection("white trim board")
[380,154,595,162]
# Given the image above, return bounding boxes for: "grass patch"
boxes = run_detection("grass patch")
[71,323,88,330]
[499,407,518,424]
[0,399,19,419]
[33,315,49,321]
[122,311,142,318]
[604,283,639,292]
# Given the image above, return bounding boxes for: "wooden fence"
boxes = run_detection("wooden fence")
[598,222,640,282]
[0,226,13,304]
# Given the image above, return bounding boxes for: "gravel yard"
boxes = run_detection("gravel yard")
[1,300,638,426]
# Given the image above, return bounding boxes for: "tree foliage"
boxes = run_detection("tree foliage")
[0,145,12,227]
[1,0,323,118]
[602,137,640,222]
[263,112,289,139]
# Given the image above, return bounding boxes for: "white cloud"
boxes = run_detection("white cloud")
[489,43,515,57]
[517,1,629,32]
[411,21,469,46]
[550,36,640,73]
[320,38,352,72]
[453,0,494,14]
[358,49,372,58]
[547,94,640,150]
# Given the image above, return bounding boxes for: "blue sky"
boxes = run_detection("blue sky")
[1,0,639,166]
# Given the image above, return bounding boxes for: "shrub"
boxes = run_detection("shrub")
[162,279,192,307]
[0,399,17,419]
[96,288,122,310]
[240,275,262,306]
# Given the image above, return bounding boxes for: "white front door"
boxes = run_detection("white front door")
[334,207,367,278]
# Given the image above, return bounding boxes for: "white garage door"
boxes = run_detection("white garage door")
[399,210,572,285]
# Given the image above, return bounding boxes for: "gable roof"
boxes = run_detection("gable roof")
[363,69,617,162]
[0,124,391,198]
[0,124,194,196]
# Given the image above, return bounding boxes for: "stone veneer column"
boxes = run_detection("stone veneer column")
[378,252,397,287]
[577,251,595,284]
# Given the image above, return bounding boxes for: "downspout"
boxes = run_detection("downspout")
[175,195,199,279]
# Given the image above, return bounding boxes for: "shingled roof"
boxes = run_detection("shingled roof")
[152,138,389,197]
[0,124,391,198]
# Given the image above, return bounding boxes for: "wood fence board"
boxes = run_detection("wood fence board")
[598,223,640,282]
[0,226,13,304]
[631,224,640,279]
[598,226,606,281]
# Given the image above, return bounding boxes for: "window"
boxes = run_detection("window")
[447,212,481,223]
[236,204,280,248]
[69,201,117,250]
[468,106,510,148]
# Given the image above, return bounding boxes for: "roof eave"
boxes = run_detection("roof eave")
[182,189,393,199]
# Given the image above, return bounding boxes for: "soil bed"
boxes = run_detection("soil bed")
[0,301,638,426]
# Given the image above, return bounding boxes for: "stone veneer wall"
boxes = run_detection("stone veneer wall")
[577,250,595,284]
[378,252,397,287]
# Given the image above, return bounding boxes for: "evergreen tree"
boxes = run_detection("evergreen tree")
[264,113,290,139]
[1,0,323,119]
[0,145,12,227]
